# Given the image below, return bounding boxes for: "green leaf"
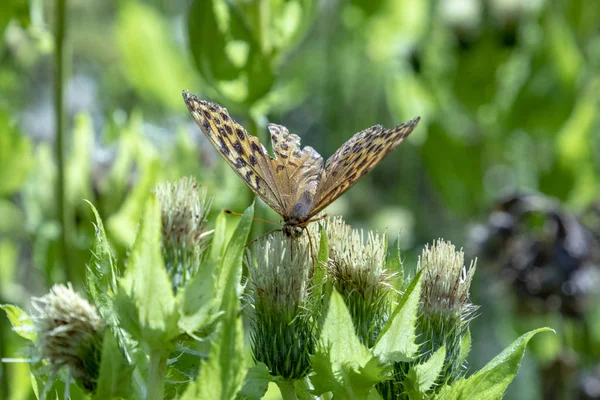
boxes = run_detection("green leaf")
[0,0,29,34]
[108,156,161,248]
[1,304,35,342]
[115,195,179,348]
[116,2,196,111]
[436,328,553,400]
[311,347,387,398]
[0,110,32,196]
[216,203,254,313]
[0,200,24,236]
[210,210,228,264]
[0,239,18,298]
[386,236,408,290]
[66,113,93,207]
[312,289,378,396]
[373,270,422,362]
[180,204,251,399]
[177,260,219,334]
[404,345,447,399]
[237,363,272,400]
[85,200,118,313]
[457,329,471,368]
[94,330,135,399]
[187,0,274,105]
[319,289,372,370]
[180,279,246,400]
[308,226,328,318]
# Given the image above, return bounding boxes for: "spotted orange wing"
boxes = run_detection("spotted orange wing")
[183,91,325,219]
[310,117,420,217]
[183,91,286,215]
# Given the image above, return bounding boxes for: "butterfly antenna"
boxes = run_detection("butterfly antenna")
[224,209,281,226]
[245,229,282,247]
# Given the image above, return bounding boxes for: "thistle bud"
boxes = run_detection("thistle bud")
[33,283,105,392]
[155,176,212,290]
[417,239,477,384]
[245,233,315,379]
[322,216,393,347]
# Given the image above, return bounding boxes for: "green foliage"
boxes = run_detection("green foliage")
[0,110,32,197]
[3,0,594,398]
[115,195,179,348]
[436,328,554,400]
[373,271,422,363]
[311,289,384,398]
[0,0,29,36]
[180,204,253,400]
[116,2,197,111]
[1,304,35,341]
[94,331,135,400]
[404,345,446,400]
[187,0,316,108]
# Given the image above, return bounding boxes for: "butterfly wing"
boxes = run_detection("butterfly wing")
[183,91,286,215]
[267,123,324,220]
[310,117,420,217]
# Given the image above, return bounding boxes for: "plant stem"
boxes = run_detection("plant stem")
[55,0,72,283]
[276,380,298,400]
[147,348,168,400]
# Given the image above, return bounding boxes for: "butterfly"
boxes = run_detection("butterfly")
[183,90,420,238]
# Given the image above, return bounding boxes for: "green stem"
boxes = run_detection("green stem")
[147,348,168,400]
[276,380,298,400]
[55,0,72,283]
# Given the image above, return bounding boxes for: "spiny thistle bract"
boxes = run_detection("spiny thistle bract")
[245,233,316,380]
[155,176,212,291]
[320,216,394,347]
[417,239,478,385]
[32,283,105,393]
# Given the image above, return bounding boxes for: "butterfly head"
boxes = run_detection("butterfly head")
[282,219,305,239]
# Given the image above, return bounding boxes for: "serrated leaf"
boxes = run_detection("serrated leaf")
[319,289,372,371]
[457,329,471,368]
[177,260,219,334]
[308,226,328,319]
[237,363,272,400]
[180,285,246,400]
[436,328,553,400]
[386,236,404,288]
[94,330,135,399]
[210,211,228,264]
[1,304,36,341]
[312,289,377,396]
[373,271,422,362]
[405,345,447,399]
[312,347,387,398]
[115,195,179,348]
[86,200,118,315]
[216,203,254,313]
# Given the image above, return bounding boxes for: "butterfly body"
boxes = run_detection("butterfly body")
[183,91,420,237]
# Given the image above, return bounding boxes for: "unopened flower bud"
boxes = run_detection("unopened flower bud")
[245,233,315,379]
[33,283,105,392]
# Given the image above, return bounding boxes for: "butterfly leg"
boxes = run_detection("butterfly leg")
[245,229,282,247]
[305,228,317,277]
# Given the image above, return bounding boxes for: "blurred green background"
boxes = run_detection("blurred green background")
[1,0,599,399]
